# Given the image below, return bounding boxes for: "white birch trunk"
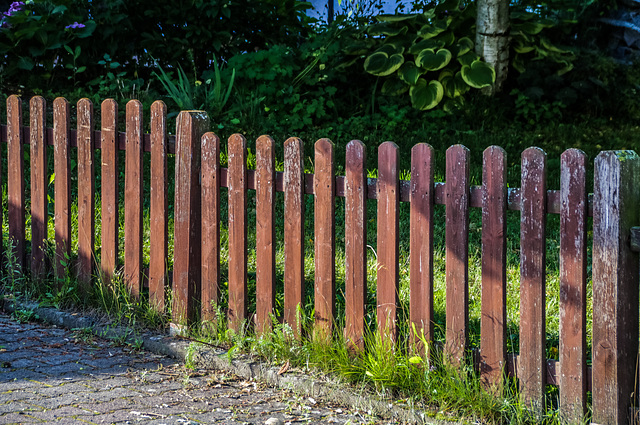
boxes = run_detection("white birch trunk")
[476,0,510,95]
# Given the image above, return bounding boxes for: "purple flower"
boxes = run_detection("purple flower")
[65,21,85,29]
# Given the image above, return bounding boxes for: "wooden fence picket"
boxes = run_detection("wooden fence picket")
[7,95,24,268]
[377,142,400,341]
[256,135,276,334]
[284,137,305,336]
[519,147,547,412]
[30,96,48,279]
[227,134,248,331]
[100,99,119,284]
[445,145,470,365]
[53,97,71,281]
[77,99,95,290]
[149,101,168,311]
[409,143,435,353]
[125,100,144,298]
[480,146,507,391]
[201,131,221,322]
[559,148,588,422]
[344,140,367,350]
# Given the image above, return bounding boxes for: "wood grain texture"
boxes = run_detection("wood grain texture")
[256,135,276,334]
[100,99,119,284]
[480,146,507,392]
[344,140,367,351]
[409,143,434,353]
[77,99,95,290]
[519,147,547,413]
[558,148,588,423]
[592,150,640,425]
[149,101,168,311]
[283,137,305,336]
[201,131,221,323]
[314,138,335,340]
[30,96,48,278]
[227,134,248,331]
[377,142,400,341]
[172,111,208,325]
[445,145,470,365]
[53,98,71,281]
[7,95,25,269]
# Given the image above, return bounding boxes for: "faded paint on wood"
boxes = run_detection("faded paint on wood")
[30,96,48,278]
[256,135,276,334]
[445,145,470,365]
[377,142,400,341]
[172,111,208,325]
[284,137,305,336]
[559,149,588,423]
[201,131,221,323]
[344,140,367,351]
[519,147,547,413]
[7,95,25,268]
[228,134,248,331]
[100,99,119,284]
[149,101,168,311]
[53,98,71,281]
[592,150,640,425]
[409,143,434,352]
[125,100,144,298]
[77,99,95,290]
[314,138,336,340]
[480,146,507,392]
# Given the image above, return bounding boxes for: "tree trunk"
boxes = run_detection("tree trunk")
[475,0,510,95]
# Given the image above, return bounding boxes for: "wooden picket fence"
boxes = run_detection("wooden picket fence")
[2,95,640,424]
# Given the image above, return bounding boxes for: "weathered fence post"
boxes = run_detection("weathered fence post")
[30,96,48,279]
[76,99,95,291]
[172,111,208,328]
[592,150,640,425]
[53,98,71,282]
[101,99,119,284]
[7,95,25,269]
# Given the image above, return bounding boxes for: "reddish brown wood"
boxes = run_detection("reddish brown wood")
[7,95,25,268]
[77,99,95,290]
[100,99,119,284]
[227,134,248,331]
[29,96,48,278]
[480,146,507,392]
[284,137,305,336]
[377,142,400,341]
[53,98,71,280]
[592,151,640,425]
[314,138,335,340]
[149,101,168,311]
[409,143,434,353]
[201,131,220,322]
[519,147,547,413]
[255,135,276,334]
[124,100,144,298]
[558,148,588,423]
[445,145,470,365]
[172,111,208,325]
[344,140,367,351]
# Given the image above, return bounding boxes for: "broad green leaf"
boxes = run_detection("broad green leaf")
[513,21,548,35]
[377,43,405,56]
[457,51,479,67]
[368,23,408,37]
[416,48,451,71]
[417,19,449,39]
[452,37,473,57]
[410,79,444,110]
[376,14,418,23]
[454,71,470,95]
[364,51,405,76]
[514,40,535,54]
[460,60,495,89]
[381,77,410,96]
[409,38,445,55]
[409,356,423,364]
[51,5,67,14]
[436,30,455,46]
[398,61,421,85]
[540,38,571,54]
[17,56,34,70]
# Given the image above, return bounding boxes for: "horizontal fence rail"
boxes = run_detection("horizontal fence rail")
[2,95,639,425]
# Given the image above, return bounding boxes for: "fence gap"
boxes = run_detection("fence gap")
[519,147,547,413]
[284,137,305,337]
[77,99,95,291]
[228,134,248,331]
[100,99,119,284]
[149,101,168,311]
[445,144,470,365]
[256,135,276,334]
[30,96,48,279]
[592,150,640,425]
[7,95,25,269]
[53,97,71,282]
[480,146,507,392]
[344,140,367,350]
